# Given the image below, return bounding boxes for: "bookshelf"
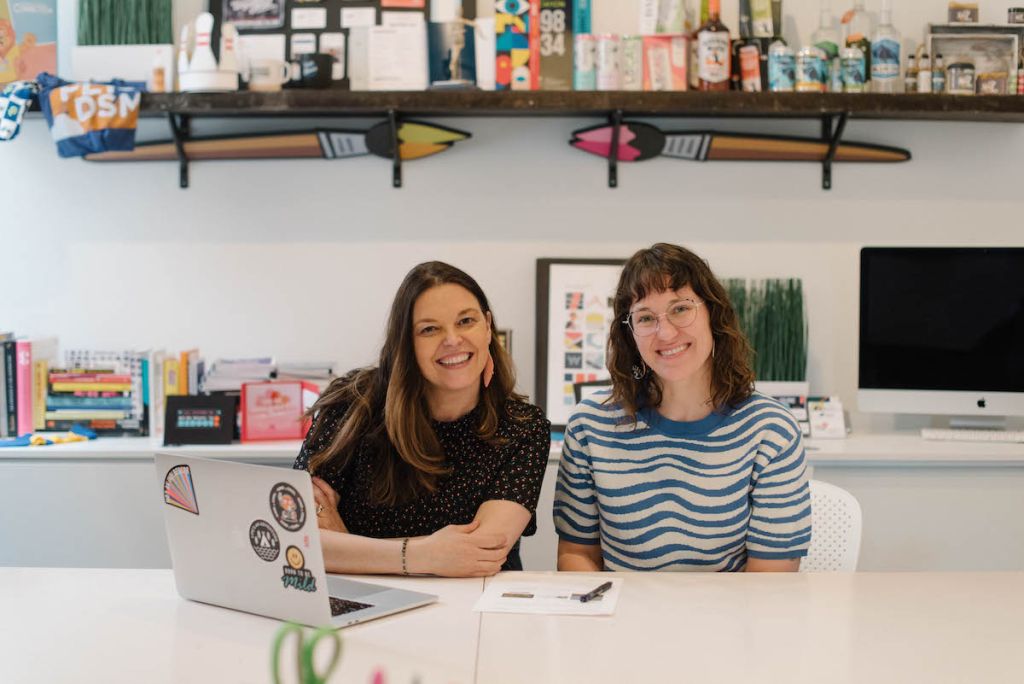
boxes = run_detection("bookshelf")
[132,91,1024,191]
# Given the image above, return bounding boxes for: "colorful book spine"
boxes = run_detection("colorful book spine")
[49,373,132,383]
[45,410,129,421]
[32,359,49,430]
[573,0,591,34]
[496,0,540,89]
[51,382,133,392]
[539,0,573,90]
[15,340,32,436]
[3,340,16,436]
[47,396,133,410]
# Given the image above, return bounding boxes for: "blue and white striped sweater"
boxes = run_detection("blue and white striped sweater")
[553,391,811,572]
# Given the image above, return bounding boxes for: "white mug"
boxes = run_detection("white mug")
[247,59,291,92]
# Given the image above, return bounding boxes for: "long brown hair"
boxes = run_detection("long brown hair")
[607,243,755,420]
[305,261,524,506]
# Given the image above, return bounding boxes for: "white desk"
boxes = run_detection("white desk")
[0,568,482,684]
[477,571,1024,684]
[5,569,1024,683]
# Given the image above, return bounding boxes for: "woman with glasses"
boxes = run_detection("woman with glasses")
[554,243,810,572]
[294,261,550,577]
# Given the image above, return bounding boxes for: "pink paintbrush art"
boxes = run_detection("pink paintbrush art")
[570,121,911,163]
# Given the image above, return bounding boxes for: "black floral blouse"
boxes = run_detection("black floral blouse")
[293,398,551,570]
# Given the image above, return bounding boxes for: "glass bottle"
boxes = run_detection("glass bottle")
[812,1,842,90]
[697,0,732,91]
[904,54,918,93]
[842,0,873,85]
[870,0,901,92]
[932,54,946,94]
[916,53,932,93]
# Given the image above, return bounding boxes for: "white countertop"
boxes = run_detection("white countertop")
[3,432,1023,466]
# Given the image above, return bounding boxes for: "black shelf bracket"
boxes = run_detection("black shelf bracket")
[821,112,848,191]
[388,109,402,188]
[168,113,191,189]
[608,109,623,188]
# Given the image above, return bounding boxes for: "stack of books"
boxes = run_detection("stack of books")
[275,361,336,391]
[0,332,59,438]
[201,357,275,393]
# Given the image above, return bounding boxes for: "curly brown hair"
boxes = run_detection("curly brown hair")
[607,243,755,420]
[304,261,524,506]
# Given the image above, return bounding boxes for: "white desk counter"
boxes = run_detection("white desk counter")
[0,568,482,684]
[477,571,1024,684]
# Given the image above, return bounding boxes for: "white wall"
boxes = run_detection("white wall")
[5,0,1024,431]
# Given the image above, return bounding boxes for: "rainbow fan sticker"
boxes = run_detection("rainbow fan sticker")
[164,465,200,515]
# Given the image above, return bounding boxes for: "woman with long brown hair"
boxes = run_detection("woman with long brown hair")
[295,261,550,576]
[554,243,810,573]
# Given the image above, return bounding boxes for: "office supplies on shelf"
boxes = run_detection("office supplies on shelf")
[473,576,622,615]
[921,428,1024,443]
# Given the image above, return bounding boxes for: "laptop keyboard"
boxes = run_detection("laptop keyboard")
[330,596,374,616]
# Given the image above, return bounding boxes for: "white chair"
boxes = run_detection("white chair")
[800,479,863,572]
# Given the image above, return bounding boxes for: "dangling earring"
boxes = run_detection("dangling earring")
[483,353,495,388]
[631,361,648,380]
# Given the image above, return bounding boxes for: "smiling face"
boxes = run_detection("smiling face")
[412,283,492,405]
[629,285,714,391]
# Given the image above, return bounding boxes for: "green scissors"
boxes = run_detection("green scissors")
[272,622,342,684]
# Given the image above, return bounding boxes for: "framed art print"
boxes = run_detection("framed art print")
[535,258,625,429]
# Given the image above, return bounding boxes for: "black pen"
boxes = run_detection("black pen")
[579,581,612,603]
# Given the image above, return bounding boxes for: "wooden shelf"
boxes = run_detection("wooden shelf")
[141,90,1024,122]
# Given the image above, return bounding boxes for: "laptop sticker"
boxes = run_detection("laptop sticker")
[269,482,306,532]
[163,464,200,515]
[282,545,317,592]
[249,519,281,562]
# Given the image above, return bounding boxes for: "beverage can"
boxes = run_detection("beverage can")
[595,34,621,91]
[573,34,597,90]
[768,41,795,92]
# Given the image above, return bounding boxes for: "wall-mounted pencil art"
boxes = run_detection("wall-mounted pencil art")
[83,120,471,162]
[569,121,911,164]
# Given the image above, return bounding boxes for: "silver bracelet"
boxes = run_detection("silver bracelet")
[401,537,410,576]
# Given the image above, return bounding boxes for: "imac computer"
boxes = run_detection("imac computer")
[858,247,1024,434]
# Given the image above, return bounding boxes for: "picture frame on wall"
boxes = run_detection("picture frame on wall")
[535,258,625,430]
[495,328,512,353]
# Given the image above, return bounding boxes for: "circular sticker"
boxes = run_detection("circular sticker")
[269,482,306,532]
[286,545,305,570]
[248,519,280,562]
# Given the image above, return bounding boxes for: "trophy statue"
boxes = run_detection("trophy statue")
[429,6,477,89]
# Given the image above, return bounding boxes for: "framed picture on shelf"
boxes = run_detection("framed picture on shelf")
[535,258,625,430]
[495,328,512,353]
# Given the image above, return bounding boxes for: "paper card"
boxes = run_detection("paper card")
[474,17,496,90]
[382,10,425,26]
[809,396,847,439]
[382,0,425,7]
[319,33,347,79]
[291,7,327,30]
[430,0,460,22]
[474,577,623,616]
[347,27,369,90]
[341,7,377,28]
[367,25,428,90]
[290,33,317,58]
[237,33,287,69]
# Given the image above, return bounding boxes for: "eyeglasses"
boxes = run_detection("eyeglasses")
[623,300,702,337]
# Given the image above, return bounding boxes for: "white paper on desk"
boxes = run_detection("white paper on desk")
[473,577,622,616]
[368,25,429,90]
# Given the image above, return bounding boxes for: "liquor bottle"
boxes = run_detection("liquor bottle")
[842,0,873,85]
[811,1,841,90]
[904,53,918,93]
[870,0,900,92]
[697,0,732,91]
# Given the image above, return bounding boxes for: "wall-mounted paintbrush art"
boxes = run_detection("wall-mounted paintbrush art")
[84,120,470,162]
[569,121,911,163]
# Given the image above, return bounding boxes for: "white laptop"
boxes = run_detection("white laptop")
[155,453,437,628]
